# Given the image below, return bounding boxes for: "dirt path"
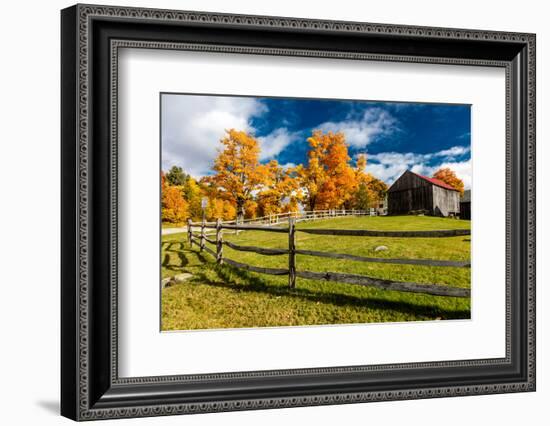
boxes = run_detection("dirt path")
[161,226,187,236]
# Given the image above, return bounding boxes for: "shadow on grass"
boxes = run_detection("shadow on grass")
[162,242,217,274]
[197,261,469,320]
[162,242,192,272]
[162,243,470,320]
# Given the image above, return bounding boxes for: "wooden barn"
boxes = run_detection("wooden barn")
[460,190,471,220]
[387,170,460,217]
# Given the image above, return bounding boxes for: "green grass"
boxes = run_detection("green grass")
[161,215,471,330]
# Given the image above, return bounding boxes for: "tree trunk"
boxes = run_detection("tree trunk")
[236,199,245,223]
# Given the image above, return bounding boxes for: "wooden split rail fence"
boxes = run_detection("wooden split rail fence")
[187,217,471,298]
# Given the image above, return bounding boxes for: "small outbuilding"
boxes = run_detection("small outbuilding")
[460,189,471,220]
[387,170,460,217]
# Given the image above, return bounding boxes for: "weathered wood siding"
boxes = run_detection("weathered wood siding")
[432,185,460,216]
[388,170,460,216]
[388,187,433,215]
[388,171,433,215]
[387,170,429,192]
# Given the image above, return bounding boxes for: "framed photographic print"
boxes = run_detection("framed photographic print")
[61,4,536,421]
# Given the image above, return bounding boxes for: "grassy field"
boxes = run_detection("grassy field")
[161,215,471,331]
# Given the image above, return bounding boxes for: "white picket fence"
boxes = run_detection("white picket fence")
[217,208,372,227]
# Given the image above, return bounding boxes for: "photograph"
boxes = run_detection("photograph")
[160,93,472,331]
[57,3,536,420]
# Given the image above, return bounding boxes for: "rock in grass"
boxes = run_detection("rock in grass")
[162,273,193,289]
[174,273,193,282]
[374,245,389,252]
[161,277,173,289]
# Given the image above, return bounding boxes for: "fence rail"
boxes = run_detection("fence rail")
[294,270,470,298]
[186,215,471,298]
[294,249,470,268]
[298,228,471,238]
[221,224,288,233]
[224,240,288,256]
[223,258,289,276]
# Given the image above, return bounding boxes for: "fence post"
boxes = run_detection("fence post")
[200,218,205,252]
[216,218,223,264]
[187,218,193,248]
[288,217,296,289]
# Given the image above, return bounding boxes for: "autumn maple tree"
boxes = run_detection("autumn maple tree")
[161,128,395,225]
[257,160,300,216]
[298,130,357,210]
[211,129,268,222]
[432,167,465,196]
[161,172,189,223]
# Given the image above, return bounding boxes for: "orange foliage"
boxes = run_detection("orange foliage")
[298,130,356,210]
[433,167,464,196]
[161,182,189,223]
[164,128,395,223]
[222,201,237,220]
[281,198,300,214]
[211,129,268,221]
[244,199,258,219]
[257,160,300,216]
[205,197,237,221]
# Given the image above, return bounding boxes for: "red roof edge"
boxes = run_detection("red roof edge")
[410,170,460,192]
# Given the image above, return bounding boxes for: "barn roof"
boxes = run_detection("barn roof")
[388,170,460,192]
[415,173,460,192]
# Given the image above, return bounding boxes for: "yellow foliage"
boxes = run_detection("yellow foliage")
[211,129,268,220]
[352,154,387,209]
[222,201,237,220]
[244,199,258,219]
[299,130,357,210]
[257,160,299,216]
[433,167,465,196]
[161,184,189,223]
[165,128,393,222]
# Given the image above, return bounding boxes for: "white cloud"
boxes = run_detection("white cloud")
[257,128,300,161]
[407,160,472,190]
[280,162,297,170]
[317,107,398,148]
[435,159,472,189]
[365,162,410,185]
[161,95,267,177]
[369,151,426,165]
[434,145,470,158]
[364,146,471,189]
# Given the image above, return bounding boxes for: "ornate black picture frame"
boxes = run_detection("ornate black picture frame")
[61,4,536,421]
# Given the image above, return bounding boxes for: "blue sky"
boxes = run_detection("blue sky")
[161,94,472,188]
